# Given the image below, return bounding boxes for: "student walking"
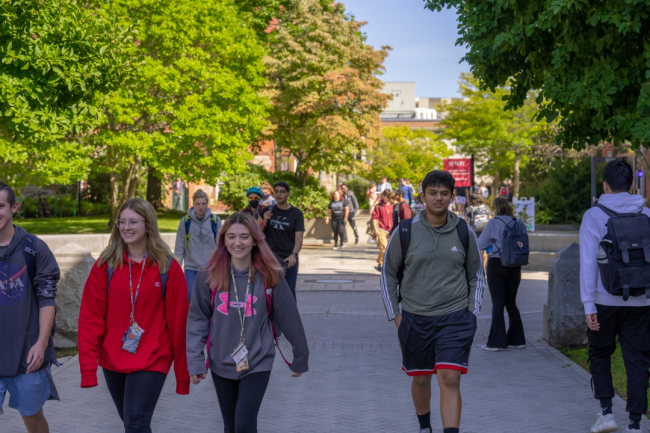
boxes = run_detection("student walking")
[78,198,190,433]
[258,182,305,300]
[371,190,393,271]
[174,189,222,300]
[382,170,484,433]
[186,212,308,433]
[341,183,360,245]
[377,176,393,193]
[477,197,526,351]
[325,190,349,249]
[367,182,378,210]
[581,160,650,433]
[0,182,60,433]
[243,187,264,218]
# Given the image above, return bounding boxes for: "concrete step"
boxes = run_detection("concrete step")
[522,252,556,272]
[528,232,579,252]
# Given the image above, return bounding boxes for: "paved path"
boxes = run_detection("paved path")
[2,243,648,432]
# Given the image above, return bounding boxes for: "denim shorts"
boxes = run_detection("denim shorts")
[0,368,52,416]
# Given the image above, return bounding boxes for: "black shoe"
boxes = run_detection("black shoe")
[355,237,360,245]
[375,265,382,272]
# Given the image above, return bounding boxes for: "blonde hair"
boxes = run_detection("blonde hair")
[260,182,272,194]
[99,198,174,273]
[492,197,514,217]
[193,189,209,202]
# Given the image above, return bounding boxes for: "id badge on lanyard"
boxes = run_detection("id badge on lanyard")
[122,255,147,354]
[231,268,251,372]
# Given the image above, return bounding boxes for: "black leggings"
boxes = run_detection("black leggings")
[331,219,346,246]
[486,257,525,348]
[212,371,271,433]
[102,368,167,433]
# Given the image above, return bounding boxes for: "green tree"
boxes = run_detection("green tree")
[439,74,549,197]
[265,0,391,186]
[424,0,650,149]
[0,0,133,186]
[363,126,451,184]
[89,0,270,225]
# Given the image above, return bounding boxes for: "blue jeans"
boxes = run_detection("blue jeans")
[276,255,298,301]
[185,269,198,301]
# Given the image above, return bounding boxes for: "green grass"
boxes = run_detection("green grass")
[560,343,648,403]
[55,347,78,359]
[14,209,188,234]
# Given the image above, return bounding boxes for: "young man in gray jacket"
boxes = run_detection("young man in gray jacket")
[381,170,485,433]
[174,189,222,300]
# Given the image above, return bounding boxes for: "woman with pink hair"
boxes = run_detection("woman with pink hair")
[186,212,308,432]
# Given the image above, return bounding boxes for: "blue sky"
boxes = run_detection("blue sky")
[341,0,469,98]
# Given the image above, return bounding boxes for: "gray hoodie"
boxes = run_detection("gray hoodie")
[186,267,309,380]
[381,210,485,320]
[174,207,222,271]
[0,226,60,379]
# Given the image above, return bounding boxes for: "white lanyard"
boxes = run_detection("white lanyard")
[231,267,251,345]
[128,255,147,327]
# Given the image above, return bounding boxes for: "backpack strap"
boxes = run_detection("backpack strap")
[22,233,38,283]
[396,218,413,304]
[107,265,115,296]
[184,215,192,250]
[265,286,292,368]
[456,218,470,262]
[210,215,219,243]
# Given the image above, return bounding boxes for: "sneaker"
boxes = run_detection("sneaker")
[419,429,432,433]
[591,412,618,433]
[375,265,382,272]
[355,237,360,245]
[508,345,526,349]
[481,344,501,352]
[333,245,339,250]
[624,428,641,433]
[341,243,347,248]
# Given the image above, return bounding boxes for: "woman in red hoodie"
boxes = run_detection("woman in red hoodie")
[78,198,189,432]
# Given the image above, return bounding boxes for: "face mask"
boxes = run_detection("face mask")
[249,199,260,209]
[262,193,270,200]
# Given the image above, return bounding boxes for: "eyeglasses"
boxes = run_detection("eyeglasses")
[116,219,146,228]
[247,196,260,201]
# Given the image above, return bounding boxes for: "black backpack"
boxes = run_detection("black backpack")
[395,218,469,302]
[22,233,60,367]
[596,204,650,301]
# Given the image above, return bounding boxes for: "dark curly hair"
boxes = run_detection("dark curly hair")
[422,170,455,193]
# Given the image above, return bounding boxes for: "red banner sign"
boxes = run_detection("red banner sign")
[443,158,472,188]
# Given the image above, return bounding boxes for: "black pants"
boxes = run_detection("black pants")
[102,368,167,433]
[347,211,358,241]
[212,371,272,433]
[589,304,650,414]
[331,219,346,246]
[486,258,525,348]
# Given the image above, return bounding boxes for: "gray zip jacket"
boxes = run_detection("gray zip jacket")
[174,207,222,271]
[381,210,485,320]
[477,215,527,258]
[186,267,309,379]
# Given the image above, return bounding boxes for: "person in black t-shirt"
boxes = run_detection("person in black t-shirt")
[325,190,349,250]
[258,182,305,299]
[341,183,360,245]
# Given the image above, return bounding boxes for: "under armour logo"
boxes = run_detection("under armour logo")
[451,246,458,252]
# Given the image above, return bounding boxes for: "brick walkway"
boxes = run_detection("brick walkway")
[2,244,648,432]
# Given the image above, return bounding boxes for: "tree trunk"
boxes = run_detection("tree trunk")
[492,171,500,198]
[146,166,162,209]
[108,171,120,231]
[635,147,649,197]
[126,156,142,199]
[513,149,521,199]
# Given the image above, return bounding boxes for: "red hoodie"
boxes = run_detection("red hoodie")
[78,253,190,394]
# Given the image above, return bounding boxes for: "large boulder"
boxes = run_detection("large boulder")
[53,243,95,347]
[547,243,587,347]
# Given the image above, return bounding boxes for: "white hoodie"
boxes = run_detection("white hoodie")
[580,192,650,314]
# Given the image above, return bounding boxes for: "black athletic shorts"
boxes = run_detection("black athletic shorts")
[398,308,477,376]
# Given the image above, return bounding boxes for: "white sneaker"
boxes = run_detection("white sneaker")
[624,427,641,432]
[481,344,500,352]
[418,429,432,433]
[591,412,618,433]
[508,344,526,349]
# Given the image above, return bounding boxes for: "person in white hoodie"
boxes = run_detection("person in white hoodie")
[581,160,650,433]
[174,189,222,300]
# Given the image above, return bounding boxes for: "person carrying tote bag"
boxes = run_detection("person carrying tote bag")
[186,212,309,433]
